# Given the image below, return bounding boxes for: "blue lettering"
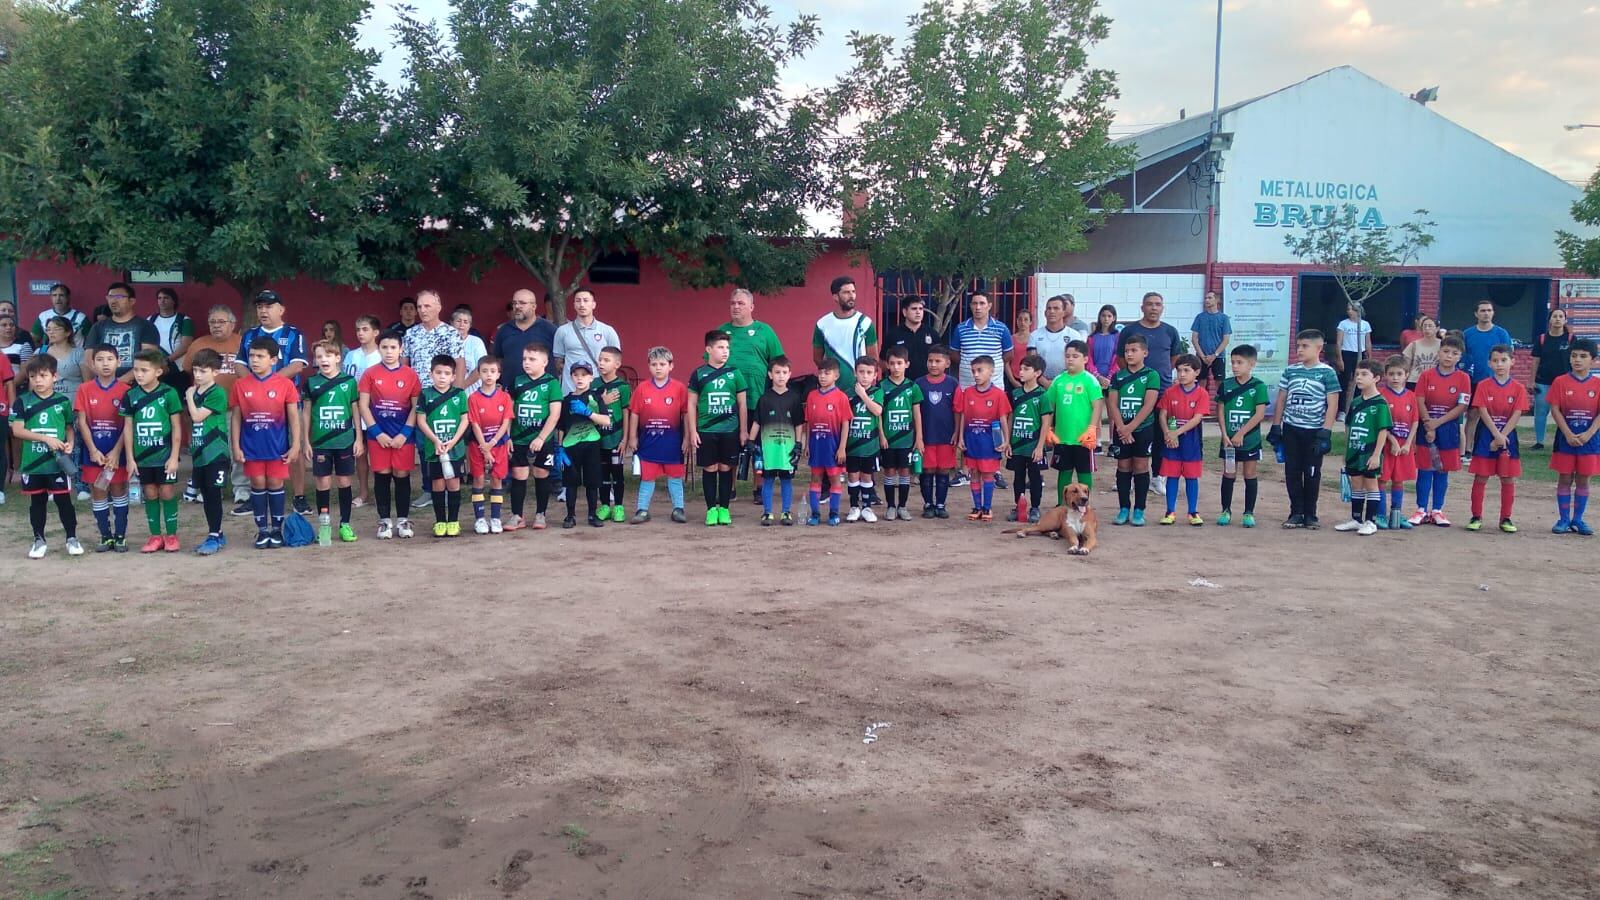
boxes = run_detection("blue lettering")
[1253,203,1279,226]
[1259,179,1279,197]
[1367,186,1378,201]
[1359,207,1386,229]
[1281,204,1309,227]
[1311,205,1337,227]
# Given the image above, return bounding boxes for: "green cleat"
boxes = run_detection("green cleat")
[339,523,358,542]
[717,506,732,526]
[1216,510,1231,526]
[1499,518,1518,534]
[595,504,611,521]
[1241,513,1256,528]
[705,509,718,526]
[612,505,626,523]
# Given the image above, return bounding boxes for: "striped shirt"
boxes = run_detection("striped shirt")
[1277,363,1340,429]
[951,318,1013,388]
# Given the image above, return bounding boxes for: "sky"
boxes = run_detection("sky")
[359,0,1600,187]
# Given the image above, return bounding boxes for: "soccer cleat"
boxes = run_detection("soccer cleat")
[922,507,937,519]
[1431,510,1452,527]
[113,536,128,553]
[1572,519,1595,536]
[1465,517,1483,532]
[1531,442,1545,450]
[267,530,284,548]
[503,514,525,531]
[433,521,448,537]
[934,506,949,519]
[588,514,604,528]
[1113,508,1130,526]
[1282,514,1305,529]
[1189,514,1204,526]
[1499,518,1518,534]
[1335,519,1363,532]
[1304,517,1321,530]
[949,472,969,486]
[631,510,651,524]
[490,518,504,534]
[1006,508,1020,522]
[847,506,862,523]
[28,538,47,559]
[254,531,272,549]
[396,519,415,538]
[96,537,117,553]
[293,495,311,515]
[1552,517,1571,534]
[534,513,548,530]
[339,523,358,542]
[670,508,687,523]
[141,536,165,554]
[475,517,490,535]
[760,513,774,526]
[195,535,223,556]
[994,473,1008,490]
[563,516,577,528]
[1160,512,1177,525]
[979,510,994,522]
[446,521,461,537]
[1131,509,1146,527]
[806,513,821,526]
[163,535,180,552]
[1241,513,1256,528]
[612,506,625,523]
[1407,509,1428,526]
[1358,520,1378,536]
[1373,515,1388,530]
[231,501,253,517]
[377,519,394,540]
[1027,507,1041,524]
[781,511,795,526]
[967,509,983,521]
[595,504,611,521]
[717,506,732,526]
[827,513,841,527]
[861,507,878,523]
[1217,510,1232,526]
[706,509,719,526]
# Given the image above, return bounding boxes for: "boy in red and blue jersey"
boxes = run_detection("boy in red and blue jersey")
[1379,355,1420,530]
[75,344,132,550]
[805,358,851,526]
[1158,355,1211,525]
[1550,338,1600,535]
[954,355,1011,521]
[229,336,303,548]
[1411,334,1472,526]
[915,345,958,518]
[626,346,690,523]
[1466,344,1527,533]
[358,333,421,538]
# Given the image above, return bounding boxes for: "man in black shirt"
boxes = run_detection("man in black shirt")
[883,296,940,381]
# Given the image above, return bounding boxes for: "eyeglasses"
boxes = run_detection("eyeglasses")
[207,318,233,325]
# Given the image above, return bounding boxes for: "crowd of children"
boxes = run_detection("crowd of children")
[12,324,1600,557]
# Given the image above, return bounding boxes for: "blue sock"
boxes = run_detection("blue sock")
[251,489,268,530]
[1415,470,1434,510]
[1390,487,1403,511]
[1576,489,1590,521]
[267,489,286,529]
[982,479,995,510]
[780,477,793,512]
[829,492,840,515]
[112,495,129,536]
[810,490,821,515]
[1374,490,1387,519]
[760,478,774,513]
[1166,476,1179,513]
[971,485,983,508]
[1185,477,1199,515]
[1433,473,1448,510]
[93,500,111,538]
[667,477,684,509]
[637,479,656,511]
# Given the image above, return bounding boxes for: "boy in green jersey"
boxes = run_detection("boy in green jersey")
[1041,340,1106,505]
[12,354,82,558]
[122,349,185,552]
[419,355,470,537]
[750,354,805,525]
[1337,360,1393,535]
[560,361,614,527]
[186,349,233,554]
[506,343,562,530]
[1106,334,1162,525]
[844,356,885,523]
[687,330,749,526]
[1006,353,1048,523]
[877,346,923,521]
[1215,345,1270,527]
[304,340,363,545]
[595,346,633,522]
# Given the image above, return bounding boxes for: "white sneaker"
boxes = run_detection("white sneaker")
[1152,479,1165,496]
[66,537,84,556]
[861,507,878,523]
[1334,519,1363,532]
[846,506,862,523]
[474,517,490,535]
[0,490,7,506]
[396,518,415,538]
[489,517,503,534]
[1358,520,1378,536]
[76,489,90,502]
[376,518,394,540]
[28,538,47,559]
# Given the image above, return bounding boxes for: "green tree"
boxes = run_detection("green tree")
[829,0,1130,332]
[1558,166,1600,276]
[393,0,826,325]
[0,0,419,302]
[1283,205,1437,311]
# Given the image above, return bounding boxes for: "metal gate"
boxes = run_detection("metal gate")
[876,271,1036,339]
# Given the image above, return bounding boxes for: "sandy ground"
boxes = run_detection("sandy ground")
[2,464,1598,899]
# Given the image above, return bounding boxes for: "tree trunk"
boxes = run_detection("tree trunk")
[932,278,966,335]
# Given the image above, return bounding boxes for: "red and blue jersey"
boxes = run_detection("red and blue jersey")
[916,374,958,445]
[805,386,851,468]
[629,378,688,464]
[1379,384,1419,443]
[956,384,1011,460]
[1416,366,1471,450]
[1159,382,1211,462]
[73,377,128,456]
[468,387,512,445]
[1471,376,1528,458]
[231,372,300,461]
[1551,372,1600,456]
[358,364,421,439]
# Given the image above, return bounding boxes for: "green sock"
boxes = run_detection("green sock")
[144,497,161,535]
[164,497,179,535]
[1057,477,1067,506]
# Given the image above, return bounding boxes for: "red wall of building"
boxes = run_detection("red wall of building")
[14,243,878,377]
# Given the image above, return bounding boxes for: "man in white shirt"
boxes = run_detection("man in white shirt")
[550,288,622,393]
[1028,294,1088,380]
[31,283,89,345]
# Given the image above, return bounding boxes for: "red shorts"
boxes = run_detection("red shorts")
[82,464,130,487]
[368,442,415,473]
[922,444,957,470]
[811,465,844,482]
[1415,445,1461,473]
[1159,458,1202,479]
[1469,454,1522,478]
[639,461,686,480]
[470,443,510,481]
[1549,452,1600,476]
[1381,449,1417,483]
[243,459,289,480]
[966,457,1002,475]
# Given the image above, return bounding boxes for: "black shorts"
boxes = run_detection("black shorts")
[159,364,192,393]
[1345,463,1381,479]
[1051,444,1095,474]
[1107,431,1155,460]
[1206,356,1226,381]
[845,454,879,475]
[137,465,180,485]
[1219,446,1263,462]
[1008,454,1042,474]
[510,444,558,470]
[194,459,231,490]
[311,446,356,478]
[880,447,913,470]
[696,431,742,467]
[602,445,624,466]
[421,457,464,482]
[20,472,70,494]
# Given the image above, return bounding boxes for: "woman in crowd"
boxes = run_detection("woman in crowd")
[1531,306,1573,451]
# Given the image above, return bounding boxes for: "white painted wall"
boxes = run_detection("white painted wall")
[1034,273,1207,331]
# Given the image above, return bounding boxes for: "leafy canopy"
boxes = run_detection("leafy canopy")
[1558,165,1600,277]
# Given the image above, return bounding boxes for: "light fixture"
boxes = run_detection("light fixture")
[1411,86,1439,105]
[1208,131,1234,152]
[1566,124,1599,131]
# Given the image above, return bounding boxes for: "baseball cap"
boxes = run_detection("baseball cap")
[569,361,594,376]
[253,290,282,306]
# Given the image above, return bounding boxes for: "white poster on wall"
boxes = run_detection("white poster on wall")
[1558,280,1600,334]
[1221,276,1294,387]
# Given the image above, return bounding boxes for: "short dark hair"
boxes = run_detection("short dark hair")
[1357,359,1384,378]
[769,354,792,369]
[155,287,179,307]
[523,342,550,356]
[898,296,924,310]
[23,353,57,377]
[399,296,417,310]
[90,343,118,359]
[429,354,456,371]
[829,276,856,295]
[1489,343,1513,357]
[1122,333,1148,350]
[1065,339,1088,356]
[854,355,879,370]
[970,354,995,368]
[249,336,281,357]
[1174,353,1204,372]
[378,332,402,347]
[191,348,223,370]
[883,345,909,362]
[1571,338,1597,357]
[705,329,730,346]
[1019,353,1046,372]
[133,348,167,368]
[817,357,840,375]
[50,283,70,296]
[107,281,135,298]
[1296,329,1325,343]
[477,354,501,371]
[1383,354,1407,372]
[1476,299,1495,311]
[599,345,622,359]
[927,344,951,360]
[1440,333,1465,352]
[1231,344,1258,360]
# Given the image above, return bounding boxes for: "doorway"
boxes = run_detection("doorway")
[1297,274,1419,350]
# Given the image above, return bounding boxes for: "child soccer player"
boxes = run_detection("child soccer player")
[1268,330,1340,529]
[304,340,363,545]
[76,344,132,551]
[468,356,512,533]
[505,343,562,530]
[12,355,81,558]
[1215,345,1269,528]
[1379,355,1420,531]
[358,333,420,539]
[1007,353,1047,523]
[687,330,749,526]
[1158,355,1211,525]
[1411,333,1471,527]
[123,349,184,552]
[750,355,806,525]
[845,357,885,523]
[954,355,1011,521]
[186,349,233,554]
[1041,340,1103,507]
[877,346,923,522]
[1108,334,1162,526]
[805,358,851,525]
[1550,338,1600,535]
[1336,360,1391,535]
[559,361,613,527]
[595,346,632,523]
[916,345,958,518]
[1466,344,1527,533]
[627,346,690,524]
[419,355,470,537]
[343,314,384,508]
[230,337,303,548]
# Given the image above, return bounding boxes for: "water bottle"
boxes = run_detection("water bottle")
[910,449,923,475]
[1223,443,1237,477]
[631,455,641,477]
[440,454,455,480]
[1275,442,1286,464]
[95,463,113,489]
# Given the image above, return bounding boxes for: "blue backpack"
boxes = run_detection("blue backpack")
[281,512,315,548]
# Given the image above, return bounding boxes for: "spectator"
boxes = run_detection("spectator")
[1333,301,1371,419]
[148,286,194,393]
[454,306,488,387]
[0,314,34,369]
[31,283,89,345]
[1532,307,1573,451]
[883,295,938,381]
[401,289,466,385]
[1401,315,1440,389]
[812,275,878,392]
[1117,293,1181,493]
[388,296,417,336]
[492,289,558,370]
[1189,290,1232,389]
[950,291,1013,388]
[1461,299,1512,457]
[84,282,160,382]
[551,288,621,393]
[322,320,348,354]
[1028,294,1088,381]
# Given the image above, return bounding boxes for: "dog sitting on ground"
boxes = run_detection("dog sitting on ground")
[1002,482,1099,555]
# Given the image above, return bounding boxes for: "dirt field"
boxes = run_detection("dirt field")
[2,467,1598,899]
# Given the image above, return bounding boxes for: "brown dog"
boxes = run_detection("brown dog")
[1002,482,1099,555]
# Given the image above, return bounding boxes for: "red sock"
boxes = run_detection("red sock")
[1470,477,1487,518]
[1500,481,1515,521]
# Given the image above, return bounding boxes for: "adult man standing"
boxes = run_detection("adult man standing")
[1189,290,1232,389]
[812,276,878,392]
[1028,294,1088,380]
[1117,292,1182,493]
[884,296,939,381]
[1056,293,1092,334]
[491,289,557,369]
[149,287,195,392]
[84,282,160,382]
[388,296,418,337]
[31,283,89,345]
[950,292,1013,388]
[717,288,784,403]
[401,289,466,386]
[551,288,622,393]
[236,290,311,513]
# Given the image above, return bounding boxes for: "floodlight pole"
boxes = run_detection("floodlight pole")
[1204,0,1223,291]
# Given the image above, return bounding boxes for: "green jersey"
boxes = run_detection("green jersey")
[597,376,632,451]
[508,372,562,445]
[687,364,748,434]
[189,384,230,467]
[878,377,923,450]
[1110,366,1161,434]
[1345,392,1393,463]
[306,373,359,451]
[121,383,183,468]
[716,320,784,408]
[1009,385,1047,457]
[846,387,884,457]
[15,391,73,476]
[1042,371,1104,444]
[1217,376,1271,453]
[418,386,469,462]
